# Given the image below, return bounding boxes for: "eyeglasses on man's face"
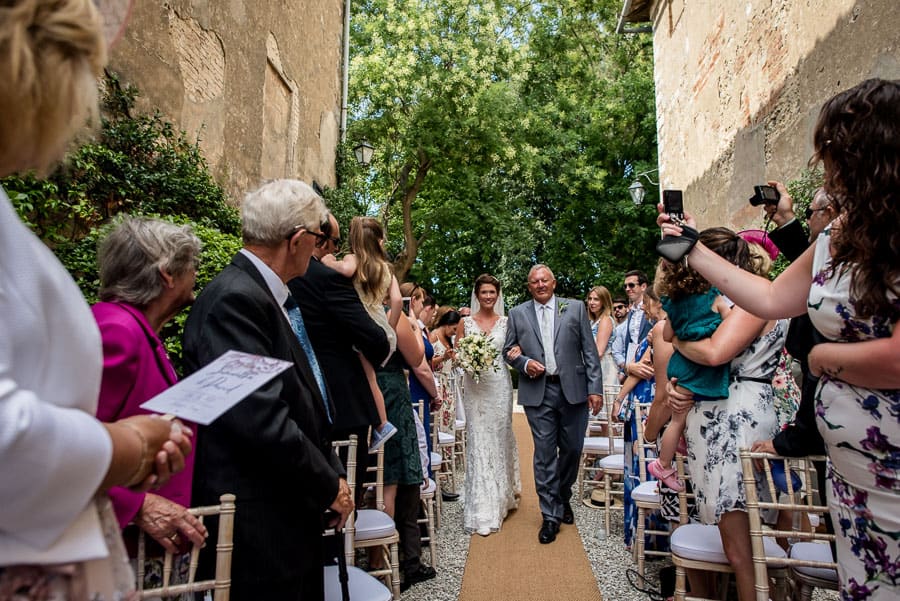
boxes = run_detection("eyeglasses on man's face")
[805,206,829,220]
[285,226,328,245]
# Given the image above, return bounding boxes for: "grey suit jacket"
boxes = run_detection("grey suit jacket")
[504,296,603,407]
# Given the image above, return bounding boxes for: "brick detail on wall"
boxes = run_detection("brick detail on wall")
[169,10,225,104]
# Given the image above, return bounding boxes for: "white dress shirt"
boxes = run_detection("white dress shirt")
[526,295,558,375]
[240,248,291,323]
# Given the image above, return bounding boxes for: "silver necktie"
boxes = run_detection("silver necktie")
[541,304,557,375]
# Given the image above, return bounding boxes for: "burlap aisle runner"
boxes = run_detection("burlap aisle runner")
[458,413,602,601]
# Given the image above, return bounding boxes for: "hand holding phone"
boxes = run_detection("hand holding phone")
[662,190,685,224]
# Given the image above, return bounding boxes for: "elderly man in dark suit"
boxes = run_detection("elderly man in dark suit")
[288,211,390,490]
[183,179,353,600]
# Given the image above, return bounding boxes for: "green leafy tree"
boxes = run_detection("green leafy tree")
[344,0,659,305]
[347,0,532,285]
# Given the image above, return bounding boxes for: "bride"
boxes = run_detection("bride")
[456,273,522,535]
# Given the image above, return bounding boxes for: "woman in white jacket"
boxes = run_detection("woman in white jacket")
[0,1,190,597]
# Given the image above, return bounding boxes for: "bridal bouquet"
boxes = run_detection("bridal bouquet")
[456,332,499,383]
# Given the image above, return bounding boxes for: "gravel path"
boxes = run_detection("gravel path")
[401,473,839,601]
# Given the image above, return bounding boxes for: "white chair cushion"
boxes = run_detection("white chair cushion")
[588,422,605,433]
[583,437,609,451]
[430,451,443,467]
[438,431,454,445]
[583,437,625,454]
[790,542,838,581]
[631,480,660,504]
[324,565,392,601]
[598,453,625,470]
[671,524,787,565]
[421,478,437,495]
[454,419,465,430]
[354,509,397,540]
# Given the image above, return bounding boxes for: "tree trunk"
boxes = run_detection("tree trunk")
[391,149,431,281]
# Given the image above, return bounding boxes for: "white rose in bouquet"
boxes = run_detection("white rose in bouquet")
[456,332,500,383]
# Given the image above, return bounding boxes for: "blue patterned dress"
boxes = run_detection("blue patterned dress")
[808,227,899,600]
[622,337,668,551]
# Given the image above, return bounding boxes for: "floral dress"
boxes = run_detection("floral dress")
[772,346,802,428]
[684,319,787,524]
[622,337,668,552]
[808,227,899,600]
[432,338,458,434]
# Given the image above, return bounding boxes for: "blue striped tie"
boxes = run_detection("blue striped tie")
[283,296,332,423]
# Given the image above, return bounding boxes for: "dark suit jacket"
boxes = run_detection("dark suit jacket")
[767,218,808,262]
[183,251,344,600]
[767,220,825,457]
[288,257,389,432]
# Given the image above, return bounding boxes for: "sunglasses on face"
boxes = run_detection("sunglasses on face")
[805,206,829,220]
[624,282,639,289]
[613,305,627,311]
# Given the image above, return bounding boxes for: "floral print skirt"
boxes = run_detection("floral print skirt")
[684,382,780,524]
[817,378,899,600]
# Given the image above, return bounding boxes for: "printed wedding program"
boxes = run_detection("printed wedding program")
[140,350,292,424]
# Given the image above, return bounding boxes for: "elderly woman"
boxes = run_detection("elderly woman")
[0,1,190,598]
[92,217,208,583]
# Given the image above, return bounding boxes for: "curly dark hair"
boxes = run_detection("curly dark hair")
[654,228,750,301]
[812,78,900,320]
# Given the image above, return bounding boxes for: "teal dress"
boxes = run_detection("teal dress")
[376,351,423,486]
[662,288,729,400]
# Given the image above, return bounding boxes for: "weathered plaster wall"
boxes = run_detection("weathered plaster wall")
[108,0,344,204]
[648,0,900,229]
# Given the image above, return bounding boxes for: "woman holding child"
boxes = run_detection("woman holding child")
[653,228,787,601]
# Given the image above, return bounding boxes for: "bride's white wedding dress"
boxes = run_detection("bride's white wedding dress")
[461,316,521,535]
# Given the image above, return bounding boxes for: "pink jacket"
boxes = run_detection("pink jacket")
[92,301,195,528]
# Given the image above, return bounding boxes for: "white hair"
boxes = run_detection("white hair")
[528,264,555,281]
[99,216,201,306]
[242,179,327,246]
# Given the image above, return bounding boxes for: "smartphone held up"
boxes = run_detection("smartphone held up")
[662,189,684,223]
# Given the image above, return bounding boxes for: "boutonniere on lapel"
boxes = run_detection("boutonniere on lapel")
[557,301,569,316]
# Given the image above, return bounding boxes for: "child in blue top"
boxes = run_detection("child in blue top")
[648,258,731,490]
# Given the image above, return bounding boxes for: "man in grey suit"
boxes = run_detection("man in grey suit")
[504,264,603,544]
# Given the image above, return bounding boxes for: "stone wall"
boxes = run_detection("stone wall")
[108,0,344,205]
[647,0,900,229]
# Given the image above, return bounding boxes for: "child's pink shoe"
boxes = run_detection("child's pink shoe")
[648,459,684,492]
